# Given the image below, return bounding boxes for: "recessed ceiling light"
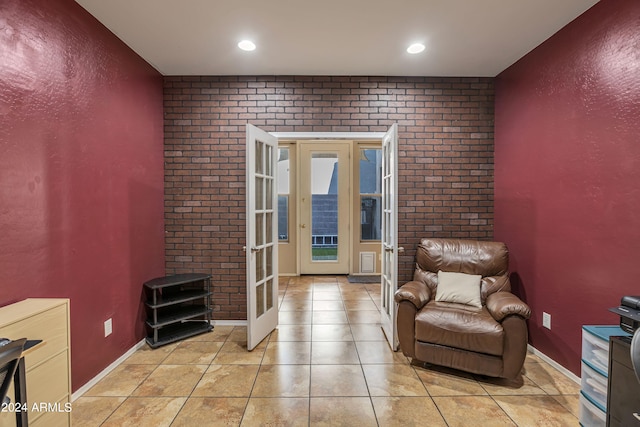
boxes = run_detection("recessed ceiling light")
[238,40,256,51]
[407,43,425,54]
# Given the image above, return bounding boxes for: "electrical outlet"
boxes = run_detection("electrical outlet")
[104,318,113,337]
[542,312,551,329]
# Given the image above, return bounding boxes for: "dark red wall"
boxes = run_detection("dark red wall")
[0,0,165,390]
[494,0,640,376]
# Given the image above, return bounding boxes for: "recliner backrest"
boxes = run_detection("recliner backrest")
[413,238,511,304]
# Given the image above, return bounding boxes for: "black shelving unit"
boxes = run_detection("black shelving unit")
[144,273,213,348]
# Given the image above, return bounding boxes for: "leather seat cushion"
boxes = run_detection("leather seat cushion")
[415,301,504,356]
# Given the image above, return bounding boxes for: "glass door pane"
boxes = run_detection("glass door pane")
[359,148,382,241]
[277,147,290,242]
[311,153,339,261]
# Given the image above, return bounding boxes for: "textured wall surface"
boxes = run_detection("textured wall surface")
[0,0,164,390]
[495,0,640,375]
[164,76,495,319]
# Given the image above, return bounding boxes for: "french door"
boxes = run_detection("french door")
[381,124,399,350]
[246,124,278,350]
[299,142,350,274]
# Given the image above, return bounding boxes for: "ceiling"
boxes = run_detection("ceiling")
[75,0,599,77]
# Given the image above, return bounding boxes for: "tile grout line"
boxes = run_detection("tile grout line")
[98,359,163,425]
[278,276,313,426]
[91,275,576,426]
[344,282,383,427]
[174,326,230,426]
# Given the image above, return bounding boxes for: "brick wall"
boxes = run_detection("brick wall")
[164,76,494,320]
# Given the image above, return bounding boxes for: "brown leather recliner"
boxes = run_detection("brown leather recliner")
[394,238,531,379]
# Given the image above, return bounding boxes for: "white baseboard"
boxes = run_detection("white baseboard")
[211,319,247,326]
[71,339,146,401]
[527,344,580,384]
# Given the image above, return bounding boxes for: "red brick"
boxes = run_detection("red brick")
[164,75,494,320]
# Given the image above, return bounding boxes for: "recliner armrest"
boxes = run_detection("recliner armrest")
[486,292,531,322]
[394,281,431,310]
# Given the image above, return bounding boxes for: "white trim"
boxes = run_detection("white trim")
[71,339,146,401]
[527,344,581,384]
[272,132,385,140]
[211,319,247,326]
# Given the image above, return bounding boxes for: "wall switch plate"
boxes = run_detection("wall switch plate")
[542,312,551,329]
[104,318,113,337]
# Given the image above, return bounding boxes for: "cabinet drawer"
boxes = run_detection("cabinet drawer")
[579,392,606,427]
[610,336,633,370]
[30,398,71,427]
[0,360,69,427]
[0,304,68,368]
[581,361,607,410]
[582,328,610,374]
[27,350,70,413]
[0,406,22,427]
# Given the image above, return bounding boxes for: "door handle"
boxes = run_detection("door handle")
[250,247,259,253]
[398,247,405,253]
[633,413,640,421]
[300,224,306,229]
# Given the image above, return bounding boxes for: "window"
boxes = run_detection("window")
[359,148,382,241]
[277,148,290,241]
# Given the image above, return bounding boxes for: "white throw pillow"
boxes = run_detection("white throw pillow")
[435,270,482,308]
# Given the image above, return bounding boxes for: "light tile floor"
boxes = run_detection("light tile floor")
[72,276,580,426]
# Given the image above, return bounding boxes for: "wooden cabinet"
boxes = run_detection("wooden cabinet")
[607,336,640,426]
[0,299,71,427]
[144,273,213,348]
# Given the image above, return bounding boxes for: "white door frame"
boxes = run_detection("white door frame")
[273,132,386,140]
[247,129,398,349]
[274,132,388,277]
